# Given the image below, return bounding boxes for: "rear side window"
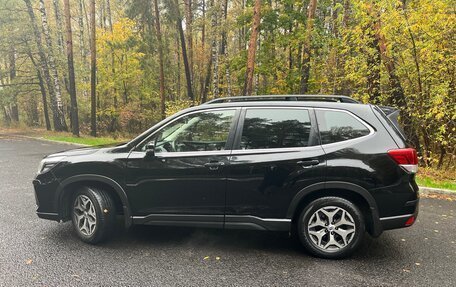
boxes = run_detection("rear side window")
[240,108,311,149]
[316,110,371,145]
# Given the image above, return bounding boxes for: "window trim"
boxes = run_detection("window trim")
[314,108,375,147]
[232,106,318,153]
[133,107,241,155]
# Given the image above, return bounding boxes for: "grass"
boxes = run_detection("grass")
[416,175,456,191]
[416,167,456,191]
[42,135,124,146]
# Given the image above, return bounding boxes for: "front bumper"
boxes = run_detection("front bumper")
[36,211,60,221]
[33,175,61,222]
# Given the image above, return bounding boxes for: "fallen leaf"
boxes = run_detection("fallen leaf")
[25,259,33,265]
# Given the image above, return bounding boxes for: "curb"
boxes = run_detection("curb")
[3,133,89,147]
[23,135,89,147]
[419,186,455,195]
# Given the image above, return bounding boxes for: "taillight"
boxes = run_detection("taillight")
[388,148,418,173]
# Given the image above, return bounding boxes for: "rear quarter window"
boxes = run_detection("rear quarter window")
[316,110,371,145]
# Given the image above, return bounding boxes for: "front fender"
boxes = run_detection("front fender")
[55,174,132,228]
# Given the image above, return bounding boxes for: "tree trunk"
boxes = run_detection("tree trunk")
[243,0,261,96]
[211,0,219,98]
[39,0,68,131]
[53,0,71,95]
[90,0,97,136]
[366,21,381,102]
[8,48,19,122]
[24,0,63,131]
[78,0,86,60]
[154,0,166,119]
[64,0,80,136]
[299,0,317,94]
[26,49,51,130]
[36,69,52,130]
[221,0,231,97]
[170,0,194,101]
[202,57,212,103]
[53,0,65,54]
[184,0,193,80]
[106,0,113,30]
[176,34,181,99]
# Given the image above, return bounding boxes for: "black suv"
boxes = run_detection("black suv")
[33,95,419,258]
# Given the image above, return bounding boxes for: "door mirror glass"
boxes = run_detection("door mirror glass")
[145,142,155,158]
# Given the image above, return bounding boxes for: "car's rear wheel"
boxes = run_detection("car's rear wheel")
[71,186,116,244]
[297,196,365,259]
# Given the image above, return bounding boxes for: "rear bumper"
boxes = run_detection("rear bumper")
[380,198,419,230]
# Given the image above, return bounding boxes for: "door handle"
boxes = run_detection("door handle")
[297,159,320,168]
[204,161,225,170]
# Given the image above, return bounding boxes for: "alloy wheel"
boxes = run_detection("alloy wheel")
[73,195,97,236]
[307,206,356,251]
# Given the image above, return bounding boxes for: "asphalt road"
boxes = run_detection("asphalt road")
[0,134,455,287]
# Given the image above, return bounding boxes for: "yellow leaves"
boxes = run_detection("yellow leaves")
[165,100,195,117]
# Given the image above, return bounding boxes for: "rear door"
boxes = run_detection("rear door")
[225,107,326,227]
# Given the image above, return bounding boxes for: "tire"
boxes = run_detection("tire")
[297,196,365,259]
[71,186,117,244]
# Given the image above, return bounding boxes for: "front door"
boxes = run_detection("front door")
[126,108,239,226]
[225,107,326,229]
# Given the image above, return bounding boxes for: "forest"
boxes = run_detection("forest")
[0,0,454,169]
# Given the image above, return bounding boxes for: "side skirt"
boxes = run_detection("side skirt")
[131,214,291,231]
[225,215,291,231]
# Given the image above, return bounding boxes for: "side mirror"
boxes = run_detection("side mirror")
[144,143,155,159]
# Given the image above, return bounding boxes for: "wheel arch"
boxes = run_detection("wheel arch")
[287,182,382,237]
[56,174,132,228]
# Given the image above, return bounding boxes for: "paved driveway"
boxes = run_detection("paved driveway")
[0,134,455,286]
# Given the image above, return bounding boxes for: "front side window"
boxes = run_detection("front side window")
[142,109,236,153]
[316,110,371,144]
[240,108,312,150]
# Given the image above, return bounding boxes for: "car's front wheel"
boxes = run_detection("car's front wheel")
[71,186,116,244]
[297,196,365,259]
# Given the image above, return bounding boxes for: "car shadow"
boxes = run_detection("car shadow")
[44,221,407,261]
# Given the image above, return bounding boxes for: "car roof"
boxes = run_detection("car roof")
[188,100,372,114]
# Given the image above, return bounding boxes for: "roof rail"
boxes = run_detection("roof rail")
[204,95,359,104]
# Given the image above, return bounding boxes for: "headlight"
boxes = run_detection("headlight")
[37,156,67,174]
